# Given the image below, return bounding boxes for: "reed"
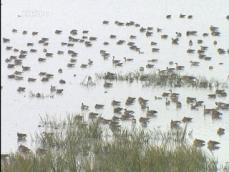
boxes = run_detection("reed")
[1,115,225,172]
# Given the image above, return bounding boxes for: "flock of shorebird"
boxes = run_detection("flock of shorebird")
[15,89,229,154]
[2,14,229,94]
[79,88,228,151]
[2,13,229,155]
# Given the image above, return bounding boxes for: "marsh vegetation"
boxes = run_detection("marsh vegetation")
[2,116,228,172]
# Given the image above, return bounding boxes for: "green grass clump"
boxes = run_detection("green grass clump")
[1,116,220,172]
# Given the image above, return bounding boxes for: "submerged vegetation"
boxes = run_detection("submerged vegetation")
[2,115,228,172]
[96,71,228,89]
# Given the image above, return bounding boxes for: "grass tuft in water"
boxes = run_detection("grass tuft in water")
[96,71,228,89]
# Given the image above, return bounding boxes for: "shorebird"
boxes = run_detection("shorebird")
[146,107,157,118]
[215,102,229,110]
[165,98,170,106]
[56,89,63,94]
[55,30,62,34]
[67,63,75,68]
[193,139,205,147]
[95,104,104,109]
[124,109,134,116]
[187,15,193,19]
[57,50,64,55]
[211,110,222,119]
[32,31,38,36]
[207,140,220,150]
[38,58,46,62]
[182,117,192,123]
[22,30,28,35]
[70,29,77,35]
[17,133,27,141]
[125,97,136,106]
[186,97,196,104]
[179,14,186,18]
[103,20,109,24]
[113,107,123,114]
[203,105,213,115]
[59,79,66,84]
[89,112,99,119]
[175,63,184,70]
[88,59,93,65]
[28,78,36,82]
[138,97,148,105]
[166,15,171,19]
[18,145,31,154]
[22,66,31,71]
[190,61,200,66]
[17,87,25,92]
[217,128,225,136]
[104,82,113,88]
[36,148,47,155]
[176,101,182,109]
[12,28,17,33]
[81,103,89,111]
[124,57,133,62]
[112,100,121,106]
[170,120,181,129]
[208,94,216,99]
[146,64,154,68]
[139,117,150,124]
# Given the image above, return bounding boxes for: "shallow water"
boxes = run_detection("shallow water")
[1,0,229,165]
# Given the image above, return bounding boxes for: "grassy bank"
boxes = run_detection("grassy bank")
[1,115,227,172]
